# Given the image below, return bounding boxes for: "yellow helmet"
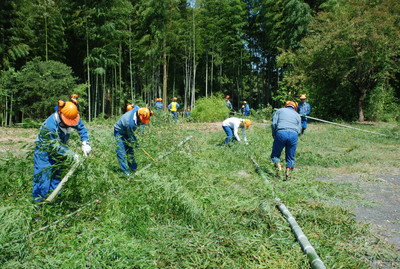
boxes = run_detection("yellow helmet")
[138,107,153,124]
[126,104,134,112]
[300,94,307,99]
[243,119,252,129]
[173,97,178,101]
[58,101,79,126]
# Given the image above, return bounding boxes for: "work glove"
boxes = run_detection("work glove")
[66,150,79,162]
[82,141,91,156]
[73,153,80,162]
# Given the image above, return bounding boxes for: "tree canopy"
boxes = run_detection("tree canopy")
[0,0,399,125]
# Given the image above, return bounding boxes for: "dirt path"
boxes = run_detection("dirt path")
[319,170,400,252]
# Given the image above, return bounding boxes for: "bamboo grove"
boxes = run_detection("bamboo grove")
[0,0,399,125]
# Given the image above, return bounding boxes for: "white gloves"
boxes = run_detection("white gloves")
[73,153,80,162]
[82,141,92,156]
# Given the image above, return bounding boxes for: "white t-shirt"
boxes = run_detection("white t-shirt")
[222,117,247,142]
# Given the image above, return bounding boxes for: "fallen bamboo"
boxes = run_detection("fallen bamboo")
[276,200,326,269]
[0,136,194,250]
[45,159,82,203]
[273,108,387,136]
[306,115,387,136]
[251,156,326,269]
[141,148,155,161]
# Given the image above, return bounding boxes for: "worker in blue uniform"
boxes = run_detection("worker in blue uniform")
[270,101,301,181]
[225,95,233,110]
[154,98,163,111]
[114,107,153,176]
[33,97,91,202]
[242,101,250,116]
[297,94,311,134]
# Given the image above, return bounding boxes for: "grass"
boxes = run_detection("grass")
[0,118,399,268]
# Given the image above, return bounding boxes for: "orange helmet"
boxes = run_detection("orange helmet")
[225,95,230,99]
[58,101,80,126]
[173,97,178,101]
[70,94,79,105]
[300,94,307,99]
[285,101,298,109]
[138,107,153,124]
[243,119,252,129]
[126,104,134,112]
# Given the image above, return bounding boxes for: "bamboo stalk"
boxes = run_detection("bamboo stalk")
[276,201,326,269]
[251,156,326,269]
[141,148,155,161]
[273,108,387,136]
[306,115,387,136]
[45,159,82,203]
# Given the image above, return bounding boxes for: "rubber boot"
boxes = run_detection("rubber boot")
[285,167,293,181]
[274,163,282,178]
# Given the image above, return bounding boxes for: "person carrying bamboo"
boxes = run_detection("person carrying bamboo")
[270,101,301,181]
[222,117,252,144]
[114,107,153,176]
[32,96,91,202]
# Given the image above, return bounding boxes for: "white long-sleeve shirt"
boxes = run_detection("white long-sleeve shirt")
[222,117,247,142]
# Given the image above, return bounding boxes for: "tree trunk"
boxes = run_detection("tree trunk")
[210,51,214,96]
[129,22,134,101]
[358,88,366,122]
[163,43,168,111]
[205,52,208,98]
[86,27,91,122]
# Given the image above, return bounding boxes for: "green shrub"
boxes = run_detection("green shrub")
[191,96,230,122]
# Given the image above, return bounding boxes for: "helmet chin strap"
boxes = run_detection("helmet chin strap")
[55,111,73,133]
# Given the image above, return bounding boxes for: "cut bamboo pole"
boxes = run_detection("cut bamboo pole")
[306,115,387,136]
[251,156,326,269]
[141,148,155,161]
[276,200,326,269]
[273,108,387,136]
[45,159,82,203]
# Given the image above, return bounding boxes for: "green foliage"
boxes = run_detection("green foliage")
[190,96,230,122]
[13,58,78,120]
[281,0,400,121]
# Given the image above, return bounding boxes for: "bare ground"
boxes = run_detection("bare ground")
[319,171,400,252]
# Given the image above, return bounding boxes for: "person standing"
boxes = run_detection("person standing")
[168,97,180,120]
[222,117,252,144]
[270,101,301,181]
[33,97,91,202]
[297,94,311,134]
[114,107,153,176]
[154,98,163,111]
[225,95,233,110]
[242,101,250,116]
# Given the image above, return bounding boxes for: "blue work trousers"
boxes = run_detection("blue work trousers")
[222,126,238,144]
[301,118,308,129]
[114,130,137,175]
[32,148,61,202]
[271,131,298,168]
